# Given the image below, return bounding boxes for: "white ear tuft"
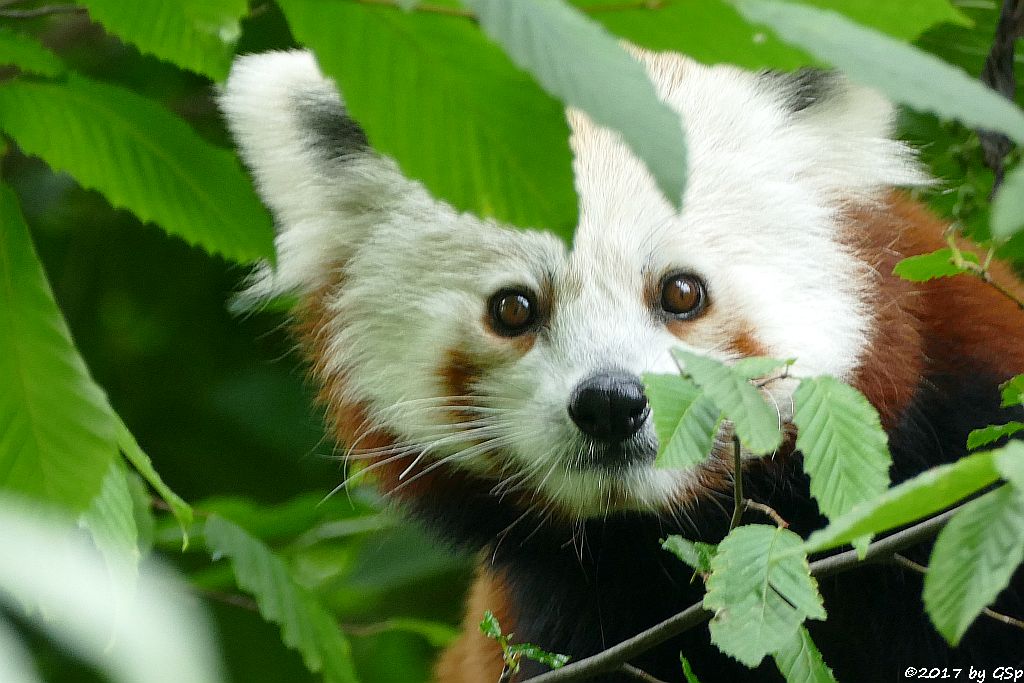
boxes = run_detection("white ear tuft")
[762,69,931,198]
[219,50,414,304]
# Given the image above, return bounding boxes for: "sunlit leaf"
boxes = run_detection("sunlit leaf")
[204,515,360,683]
[0,184,116,511]
[731,0,1024,142]
[116,418,192,546]
[467,0,686,208]
[793,376,891,545]
[0,497,225,683]
[804,448,1004,553]
[663,535,717,574]
[645,373,722,469]
[0,76,274,263]
[278,0,576,238]
[892,248,977,282]
[772,626,837,683]
[704,525,825,667]
[80,459,140,585]
[673,350,782,454]
[0,27,63,76]
[992,164,1024,240]
[923,486,1024,645]
[79,0,247,80]
[967,422,1024,450]
[1001,374,1024,408]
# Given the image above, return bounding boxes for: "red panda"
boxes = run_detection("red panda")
[220,49,1024,682]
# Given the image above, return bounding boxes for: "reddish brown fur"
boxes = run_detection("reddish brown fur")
[847,193,1024,427]
[433,567,512,683]
[298,195,1024,683]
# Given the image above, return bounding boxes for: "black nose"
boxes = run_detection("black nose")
[568,371,650,442]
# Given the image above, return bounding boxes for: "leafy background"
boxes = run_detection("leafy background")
[0,0,1021,681]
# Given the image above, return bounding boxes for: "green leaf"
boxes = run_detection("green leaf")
[1001,374,1024,408]
[772,626,837,683]
[0,616,42,683]
[673,350,783,454]
[466,0,686,209]
[0,28,64,76]
[923,485,1024,645]
[366,618,459,648]
[967,422,1024,450]
[204,515,359,683]
[680,655,703,683]
[116,418,193,545]
[80,459,140,584]
[506,642,570,669]
[731,0,1024,143]
[996,442,1024,491]
[0,75,273,263]
[793,377,891,541]
[278,0,577,238]
[992,164,1024,240]
[704,525,825,667]
[805,448,1003,553]
[0,184,117,511]
[0,497,225,683]
[802,0,970,40]
[645,374,723,469]
[662,535,717,574]
[588,0,963,74]
[479,610,502,639]
[892,248,978,282]
[79,0,246,80]
[583,0,810,71]
[731,356,793,380]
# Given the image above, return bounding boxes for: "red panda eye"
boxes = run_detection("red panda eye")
[660,273,707,319]
[488,288,537,336]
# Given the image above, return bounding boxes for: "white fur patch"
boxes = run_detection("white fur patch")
[221,49,927,517]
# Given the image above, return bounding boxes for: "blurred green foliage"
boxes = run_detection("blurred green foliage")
[3,5,472,682]
[1,0,1022,681]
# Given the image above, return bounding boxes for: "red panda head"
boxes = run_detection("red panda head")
[220,49,927,519]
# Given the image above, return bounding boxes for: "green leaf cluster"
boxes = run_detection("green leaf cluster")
[646,353,891,537]
[479,609,570,674]
[703,525,825,667]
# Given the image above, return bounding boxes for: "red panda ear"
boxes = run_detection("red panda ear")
[219,50,424,305]
[761,68,930,199]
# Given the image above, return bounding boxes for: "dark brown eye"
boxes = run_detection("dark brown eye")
[660,272,707,319]
[488,288,537,336]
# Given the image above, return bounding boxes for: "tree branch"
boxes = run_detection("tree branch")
[892,554,1024,633]
[524,502,968,682]
[728,436,744,530]
[620,664,670,683]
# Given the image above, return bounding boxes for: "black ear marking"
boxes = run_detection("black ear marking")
[295,92,369,161]
[759,67,841,113]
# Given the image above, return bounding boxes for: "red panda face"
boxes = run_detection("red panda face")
[221,50,927,519]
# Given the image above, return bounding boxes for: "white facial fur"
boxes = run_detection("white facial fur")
[220,50,926,517]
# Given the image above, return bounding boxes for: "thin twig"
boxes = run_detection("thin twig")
[199,589,259,613]
[0,4,85,18]
[728,436,744,530]
[620,663,670,683]
[892,554,1024,632]
[525,499,970,682]
[946,235,1024,311]
[744,500,789,528]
